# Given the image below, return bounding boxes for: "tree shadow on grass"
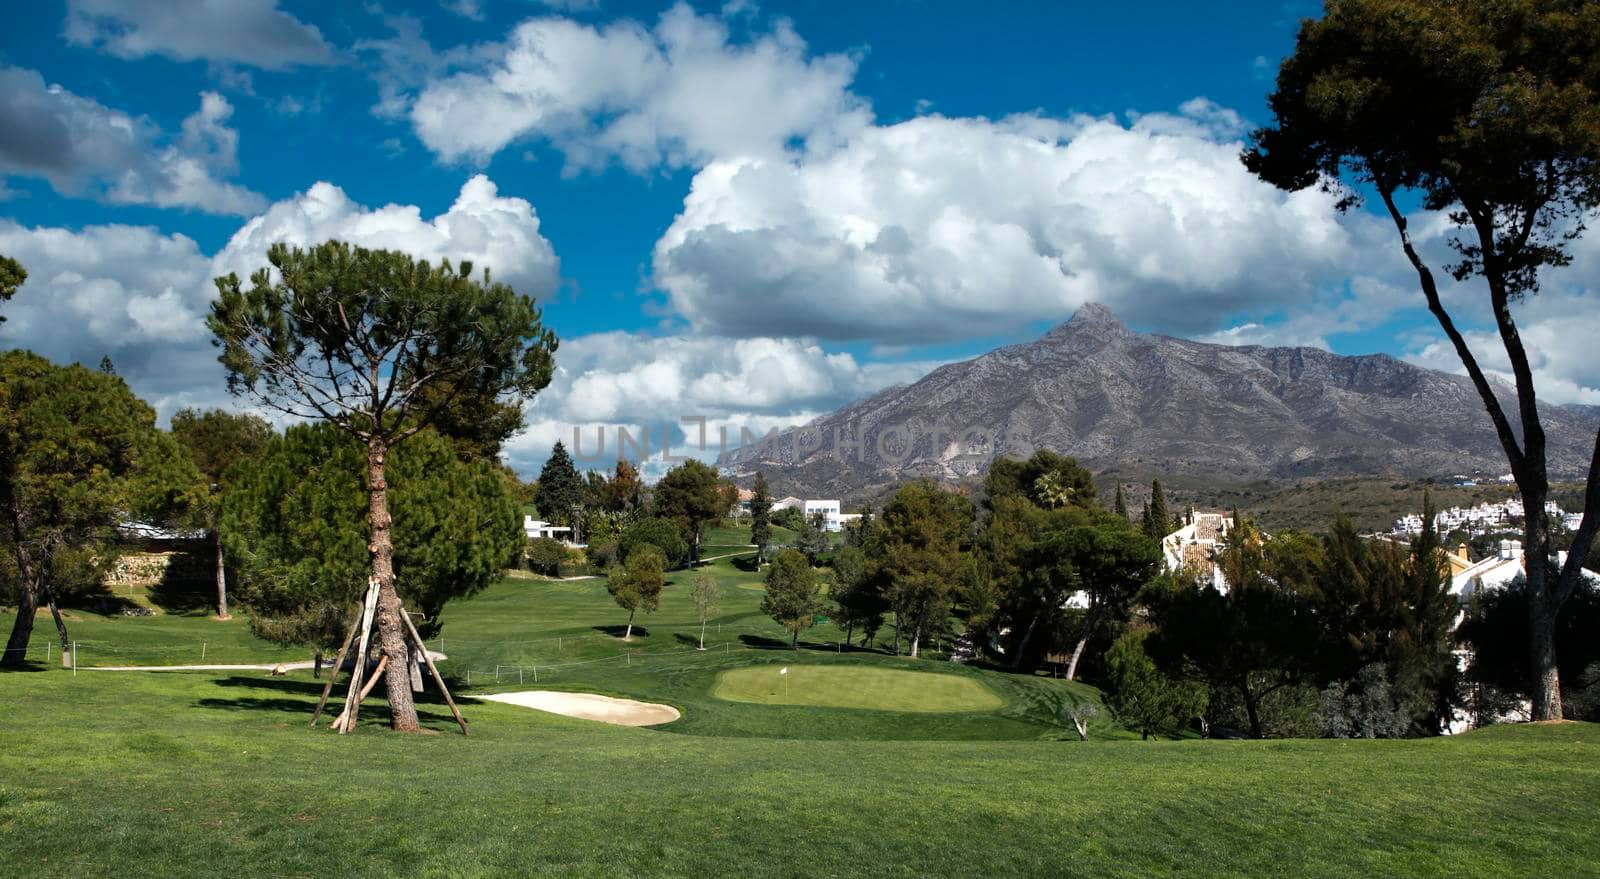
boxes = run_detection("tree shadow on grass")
[196,674,463,726]
[731,555,760,573]
[145,567,214,614]
[737,633,794,650]
[194,696,461,728]
[592,624,650,639]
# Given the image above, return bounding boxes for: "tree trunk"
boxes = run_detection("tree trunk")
[1241,681,1263,739]
[214,530,230,619]
[1527,571,1563,720]
[367,438,419,732]
[1064,635,1089,682]
[845,620,854,649]
[2,573,37,667]
[892,615,902,655]
[1010,608,1043,670]
[909,623,920,658]
[625,608,635,641]
[791,629,798,649]
[3,504,42,667]
[699,616,707,650]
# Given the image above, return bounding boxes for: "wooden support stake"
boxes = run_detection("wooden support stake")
[337,582,381,735]
[399,606,469,736]
[331,655,389,732]
[310,608,363,728]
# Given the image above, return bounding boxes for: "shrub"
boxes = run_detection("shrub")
[525,537,568,576]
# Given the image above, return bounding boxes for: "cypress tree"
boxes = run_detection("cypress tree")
[1114,483,1128,520]
[750,471,772,554]
[1147,479,1171,539]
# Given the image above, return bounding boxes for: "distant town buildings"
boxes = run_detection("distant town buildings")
[1393,499,1570,538]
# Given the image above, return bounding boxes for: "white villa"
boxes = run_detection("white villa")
[523,516,580,546]
[804,499,843,532]
[1161,511,1235,592]
[1449,539,1600,612]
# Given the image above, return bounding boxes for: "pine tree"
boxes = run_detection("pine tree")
[208,240,556,731]
[2,352,201,666]
[1114,484,1128,520]
[170,407,276,619]
[536,441,585,529]
[222,425,521,646]
[0,252,24,324]
[762,548,822,648]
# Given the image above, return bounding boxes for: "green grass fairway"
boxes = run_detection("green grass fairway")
[2,672,1598,878]
[5,556,1600,876]
[713,664,1004,712]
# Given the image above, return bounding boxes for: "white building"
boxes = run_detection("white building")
[1448,539,1600,611]
[1161,511,1235,592]
[772,496,804,512]
[523,516,577,545]
[803,499,843,532]
[1444,540,1600,733]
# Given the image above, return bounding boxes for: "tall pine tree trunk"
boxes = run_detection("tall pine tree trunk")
[1519,480,1565,720]
[368,438,419,732]
[214,530,230,619]
[42,581,70,667]
[1010,609,1043,670]
[625,608,635,641]
[1528,566,1562,720]
[1064,636,1089,682]
[1241,679,1264,739]
[2,570,37,667]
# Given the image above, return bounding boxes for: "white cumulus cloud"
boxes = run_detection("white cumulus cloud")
[652,104,1372,344]
[64,0,335,70]
[502,331,939,474]
[0,68,266,215]
[212,174,560,298]
[408,2,870,171]
[0,175,563,423]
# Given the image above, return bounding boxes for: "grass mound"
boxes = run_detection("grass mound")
[712,664,1004,713]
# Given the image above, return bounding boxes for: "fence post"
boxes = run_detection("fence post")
[201,641,207,662]
[467,670,473,687]
[534,667,538,683]
[519,668,524,685]
[71,641,77,676]
[495,664,501,682]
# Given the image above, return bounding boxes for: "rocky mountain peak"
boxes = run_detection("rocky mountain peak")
[1043,302,1131,343]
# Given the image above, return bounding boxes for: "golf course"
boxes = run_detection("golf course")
[3,528,1599,878]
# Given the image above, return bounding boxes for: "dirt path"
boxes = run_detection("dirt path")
[477,690,680,726]
[88,650,447,672]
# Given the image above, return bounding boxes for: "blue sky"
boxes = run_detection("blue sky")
[1,0,1595,476]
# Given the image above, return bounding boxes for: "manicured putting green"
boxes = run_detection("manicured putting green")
[712,664,1005,712]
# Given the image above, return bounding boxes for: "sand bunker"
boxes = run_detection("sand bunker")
[478,690,680,726]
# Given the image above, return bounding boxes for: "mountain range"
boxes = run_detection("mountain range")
[717,304,1599,502]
